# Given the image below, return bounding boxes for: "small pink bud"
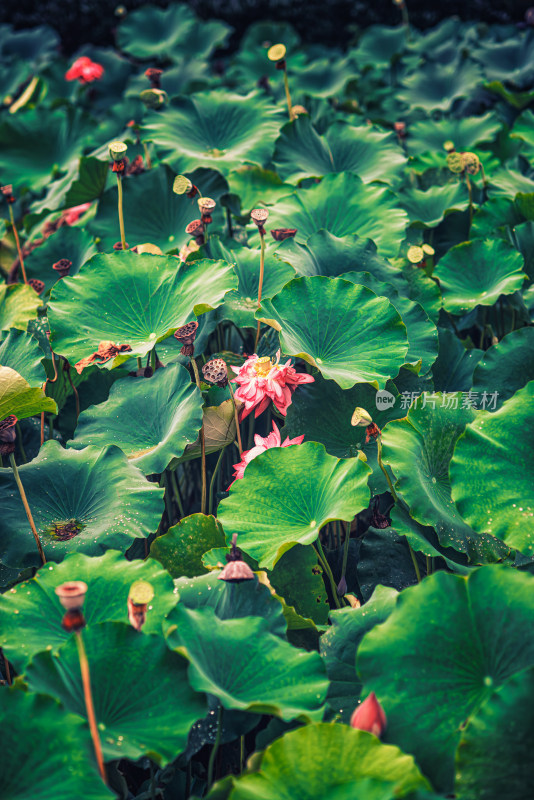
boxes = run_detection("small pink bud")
[350,692,386,737]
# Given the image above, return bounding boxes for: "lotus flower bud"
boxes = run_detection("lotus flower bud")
[351,407,373,427]
[55,581,88,611]
[0,415,17,456]
[337,576,348,596]
[109,141,128,162]
[350,692,387,737]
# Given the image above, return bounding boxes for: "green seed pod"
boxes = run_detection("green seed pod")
[447,151,464,173]
[173,175,193,195]
[267,43,286,62]
[462,151,481,175]
[109,141,128,161]
[407,245,425,264]
[351,407,373,427]
[139,88,167,109]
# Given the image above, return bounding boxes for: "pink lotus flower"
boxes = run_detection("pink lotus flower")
[231,350,314,421]
[350,692,387,738]
[230,421,304,485]
[61,203,92,226]
[65,56,104,84]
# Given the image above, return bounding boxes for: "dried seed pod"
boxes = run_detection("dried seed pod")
[173,175,193,195]
[29,278,45,294]
[174,320,198,355]
[351,407,373,427]
[113,241,129,250]
[443,140,455,153]
[251,208,269,235]
[1,184,15,203]
[202,358,228,387]
[52,258,72,278]
[218,560,255,583]
[198,197,216,215]
[407,245,425,264]
[270,228,297,241]
[0,415,17,456]
[55,581,88,611]
[365,422,382,444]
[144,67,163,88]
[109,141,127,162]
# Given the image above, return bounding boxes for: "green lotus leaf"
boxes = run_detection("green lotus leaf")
[510,108,534,150]
[47,251,237,363]
[0,365,57,421]
[357,567,534,792]
[225,166,294,216]
[0,690,113,800]
[284,373,403,458]
[489,168,534,197]
[275,230,406,291]
[320,585,398,722]
[266,173,408,259]
[225,723,429,800]
[475,30,534,87]
[268,543,330,625]
[454,666,534,800]
[90,165,200,253]
[0,24,60,66]
[25,226,98,294]
[217,441,371,569]
[151,513,225,578]
[398,263,442,324]
[381,393,512,563]
[431,328,483,392]
[202,237,295,328]
[167,604,327,721]
[400,183,470,228]
[0,328,46,386]
[0,107,95,193]
[26,621,206,764]
[399,59,483,112]
[450,381,534,554]
[117,4,230,61]
[0,441,163,569]
[29,156,109,221]
[342,271,438,373]
[405,113,502,156]
[290,56,355,99]
[389,502,472,573]
[470,196,523,239]
[0,284,40,332]
[258,276,409,389]
[470,328,534,408]
[68,364,203,474]
[356,24,407,68]
[143,91,283,176]
[435,239,526,314]
[0,549,177,670]
[273,117,406,184]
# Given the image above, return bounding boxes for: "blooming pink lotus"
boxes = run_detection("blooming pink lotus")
[231,350,314,420]
[230,421,304,485]
[65,56,104,84]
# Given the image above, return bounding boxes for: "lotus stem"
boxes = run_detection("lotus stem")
[426,555,432,576]
[314,538,341,610]
[466,174,473,230]
[15,422,27,464]
[254,233,266,351]
[169,468,185,519]
[1,648,12,685]
[190,357,207,514]
[142,140,152,169]
[40,410,45,446]
[75,631,107,785]
[207,703,223,790]
[283,66,293,120]
[65,367,80,423]
[407,540,421,583]
[376,437,399,502]
[8,204,28,285]
[9,452,46,565]
[227,383,243,456]
[116,174,127,250]
[209,446,226,516]
[339,520,352,592]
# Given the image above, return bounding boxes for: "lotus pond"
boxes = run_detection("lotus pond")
[1,5,534,799]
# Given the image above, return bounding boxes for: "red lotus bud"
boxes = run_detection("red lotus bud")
[350,692,386,737]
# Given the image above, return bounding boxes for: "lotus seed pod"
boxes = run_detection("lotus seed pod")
[55,581,88,611]
[270,228,297,241]
[29,278,45,294]
[351,407,373,427]
[52,258,72,278]
[350,692,387,737]
[139,88,167,109]
[129,580,154,605]
[443,140,455,152]
[0,415,17,456]
[407,245,425,264]
[462,151,481,175]
[446,151,464,173]
[202,358,228,387]
[422,244,435,256]
[109,141,128,161]
[173,175,193,195]
[267,43,286,62]
[218,559,255,583]
[251,208,269,226]
[291,105,308,118]
[134,243,163,255]
[174,320,199,346]
[198,197,216,216]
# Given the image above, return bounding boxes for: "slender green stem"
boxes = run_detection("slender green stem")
[168,469,185,519]
[142,140,152,169]
[116,174,127,250]
[15,423,27,464]
[75,631,107,784]
[254,234,266,351]
[9,452,46,565]
[227,383,243,456]
[401,1,410,38]
[240,735,245,772]
[247,412,255,450]
[48,415,54,440]
[339,520,352,588]
[479,307,487,350]
[8,204,28,284]
[207,704,223,790]
[314,538,341,609]
[407,540,421,583]
[425,555,432,576]
[376,438,398,502]
[466,174,473,232]
[150,347,156,373]
[65,366,80,423]
[209,447,226,516]
[137,356,142,370]
[283,66,293,120]
[162,472,173,528]
[190,357,207,514]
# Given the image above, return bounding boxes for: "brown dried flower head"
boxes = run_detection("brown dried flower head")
[0,414,17,456]
[29,278,45,294]
[174,320,199,355]
[218,534,255,583]
[55,581,88,611]
[52,258,72,278]
[145,67,163,88]
[270,228,297,241]
[202,358,228,387]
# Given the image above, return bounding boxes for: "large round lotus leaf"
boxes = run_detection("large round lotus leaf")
[69,364,203,474]
[399,60,483,112]
[0,549,177,670]
[143,91,283,176]
[275,230,406,291]
[267,173,408,259]
[389,503,472,573]
[454,667,534,800]
[406,113,502,156]
[289,56,354,99]
[267,543,330,625]
[470,196,522,239]
[47,251,237,362]
[342,271,438,374]
[27,621,206,765]
[226,723,429,800]
[381,393,513,564]
[0,107,94,192]
[117,4,230,61]
[151,513,226,578]
[471,327,534,408]
[258,276,409,389]
[450,382,534,554]
[357,567,534,792]
[0,284,40,332]
[432,328,483,393]
[167,604,327,721]
[202,237,295,328]
[217,441,371,569]
[320,585,398,722]
[0,366,57,420]
[24,226,98,294]
[435,238,526,314]
[355,24,407,67]
[284,373,403,458]
[0,328,46,386]
[400,183,470,228]
[0,441,163,569]
[273,117,406,184]
[475,30,534,85]
[226,166,294,216]
[0,690,113,800]
[90,166,198,253]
